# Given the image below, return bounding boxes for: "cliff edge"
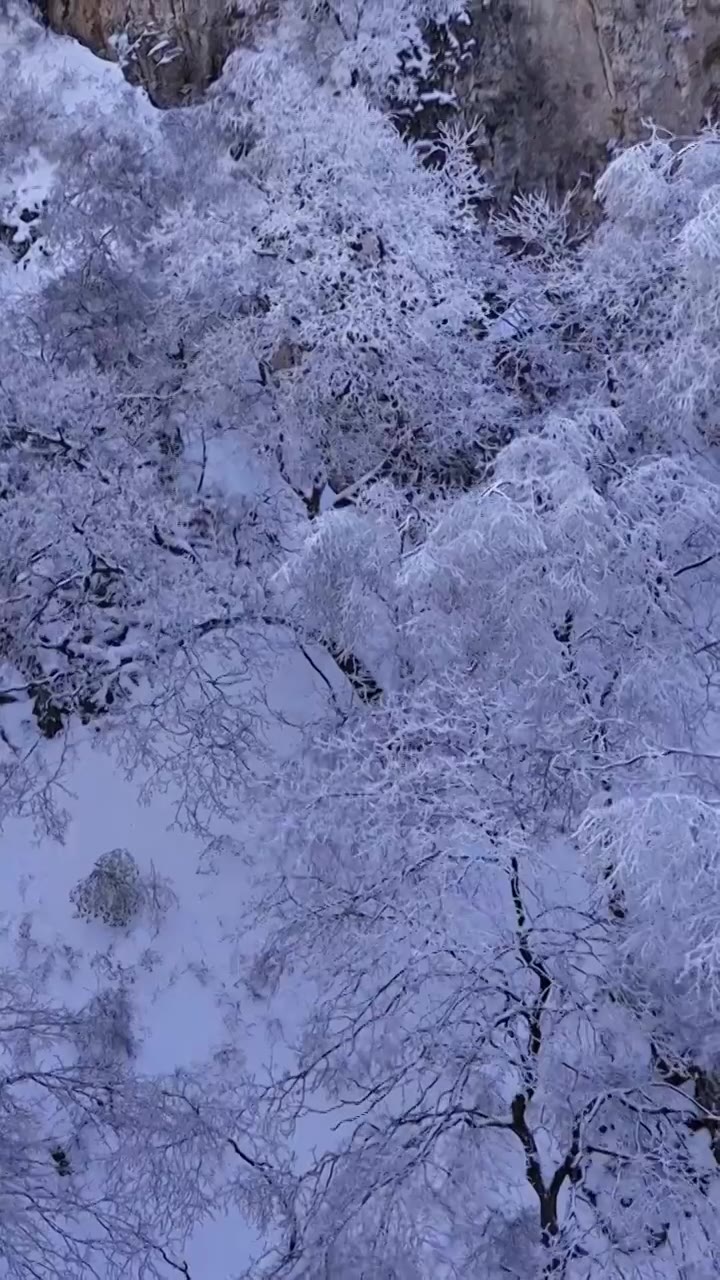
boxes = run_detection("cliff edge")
[43,0,720,194]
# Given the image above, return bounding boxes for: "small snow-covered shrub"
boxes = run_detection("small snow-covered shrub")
[75,986,136,1065]
[70,849,178,933]
[70,848,143,929]
[142,862,179,934]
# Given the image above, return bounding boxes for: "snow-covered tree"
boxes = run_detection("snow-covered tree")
[236,394,720,1274]
[196,45,509,505]
[0,0,523,833]
[9,3,720,1275]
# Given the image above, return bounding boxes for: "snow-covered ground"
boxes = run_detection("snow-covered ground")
[1,740,264,1272]
[0,4,151,110]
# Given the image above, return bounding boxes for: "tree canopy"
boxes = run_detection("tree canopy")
[3,2,720,1276]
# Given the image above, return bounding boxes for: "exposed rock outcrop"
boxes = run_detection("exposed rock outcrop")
[409,0,720,200]
[42,0,252,105]
[42,0,720,194]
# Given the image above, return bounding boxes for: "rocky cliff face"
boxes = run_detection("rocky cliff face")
[42,0,252,105]
[43,0,720,192]
[411,0,720,200]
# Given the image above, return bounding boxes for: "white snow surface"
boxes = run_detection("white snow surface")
[0,737,271,1275]
[0,3,155,111]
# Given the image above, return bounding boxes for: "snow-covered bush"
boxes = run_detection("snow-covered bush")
[70,849,144,929]
[70,850,178,932]
[74,985,137,1065]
